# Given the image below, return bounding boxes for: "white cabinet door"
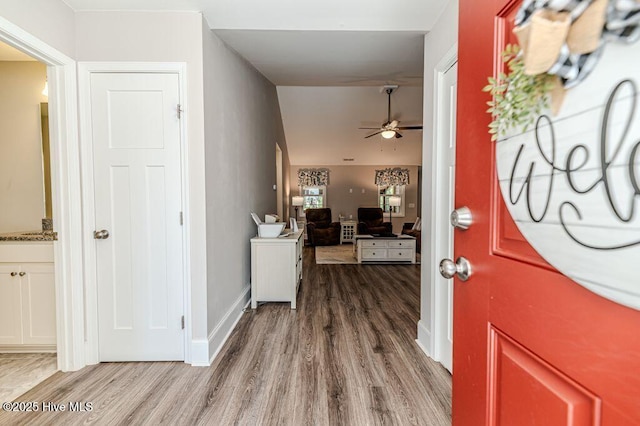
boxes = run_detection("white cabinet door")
[0,264,22,345]
[90,72,185,361]
[20,263,56,345]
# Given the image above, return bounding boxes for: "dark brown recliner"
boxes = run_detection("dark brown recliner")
[357,207,392,235]
[306,208,340,246]
[402,223,421,253]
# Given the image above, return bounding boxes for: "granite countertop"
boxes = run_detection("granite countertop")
[0,230,58,241]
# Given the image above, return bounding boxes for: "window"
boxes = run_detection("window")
[379,185,405,217]
[302,186,326,211]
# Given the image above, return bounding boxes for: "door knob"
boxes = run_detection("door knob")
[450,206,473,230]
[439,257,472,281]
[94,229,110,239]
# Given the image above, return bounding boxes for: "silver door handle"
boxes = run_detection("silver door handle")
[439,257,472,281]
[94,229,110,239]
[450,206,473,230]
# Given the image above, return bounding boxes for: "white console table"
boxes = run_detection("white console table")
[250,230,303,309]
[354,235,416,263]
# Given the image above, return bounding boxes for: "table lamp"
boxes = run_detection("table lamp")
[292,196,304,218]
[389,196,401,232]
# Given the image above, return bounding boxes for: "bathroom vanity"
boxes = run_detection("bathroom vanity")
[0,235,56,352]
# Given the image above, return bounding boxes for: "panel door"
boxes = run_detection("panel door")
[20,263,56,345]
[90,72,185,361]
[454,0,640,424]
[0,264,22,345]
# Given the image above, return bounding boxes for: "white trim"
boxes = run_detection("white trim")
[416,320,433,357]
[78,62,193,364]
[429,44,458,371]
[203,285,251,366]
[0,16,84,372]
[0,345,56,353]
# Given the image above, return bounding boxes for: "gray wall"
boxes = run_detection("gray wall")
[0,0,76,58]
[290,165,420,234]
[203,25,290,340]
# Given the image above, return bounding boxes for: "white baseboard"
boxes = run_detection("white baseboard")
[0,344,56,353]
[190,339,210,367]
[189,286,250,367]
[416,320,434,358]
[198,285,251,366]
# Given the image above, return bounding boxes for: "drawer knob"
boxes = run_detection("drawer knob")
[19,272,25,277]
[10,272,17,277]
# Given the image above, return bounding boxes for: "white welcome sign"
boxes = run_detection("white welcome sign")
[496,42,640,310]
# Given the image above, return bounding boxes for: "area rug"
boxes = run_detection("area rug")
[315,244,358,264]
[315,244,420,265]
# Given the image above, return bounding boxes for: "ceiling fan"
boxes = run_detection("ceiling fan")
[360,85,423,139]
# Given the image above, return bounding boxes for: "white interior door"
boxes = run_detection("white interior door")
[90,72,184,361]
[434,61,457,373]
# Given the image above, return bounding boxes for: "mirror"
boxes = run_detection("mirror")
[40,102,52,219]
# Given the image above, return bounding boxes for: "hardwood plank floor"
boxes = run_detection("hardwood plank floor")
[0,353,57,403]
[0,247,451,425]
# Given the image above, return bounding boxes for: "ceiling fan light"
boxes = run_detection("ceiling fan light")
[381,130,396,139]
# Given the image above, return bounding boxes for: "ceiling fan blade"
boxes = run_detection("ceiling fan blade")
[395,131,403,139]
[397,125,423,130]
[359,127,382,130]
[365,130,384,138]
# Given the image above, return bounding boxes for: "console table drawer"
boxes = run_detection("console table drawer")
[388,249,414,260]
[362,248,388,259]
[388,240,413,248]
[360,240,386,248]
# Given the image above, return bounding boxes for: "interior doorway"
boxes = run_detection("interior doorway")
[0,17,85,375]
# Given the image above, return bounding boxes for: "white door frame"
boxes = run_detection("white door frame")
[0,17,85,371]
[276,143,283,219]
[429,45,458,367]
[78,62,192,365]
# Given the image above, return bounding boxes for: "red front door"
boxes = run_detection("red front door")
[454,0,640,425]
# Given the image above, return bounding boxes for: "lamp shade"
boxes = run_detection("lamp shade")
[292,196,304,207]
[381,130,396,139]
[389,196,402,207]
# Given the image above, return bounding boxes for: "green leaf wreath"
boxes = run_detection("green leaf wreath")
[483,44,554,141]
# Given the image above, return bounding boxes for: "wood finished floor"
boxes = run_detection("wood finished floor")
[0,353,57,403]
[0,247,451,425]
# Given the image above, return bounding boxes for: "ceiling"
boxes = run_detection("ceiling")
[61,0,449,165]
[213,30,425,87]
[279,86,423,166]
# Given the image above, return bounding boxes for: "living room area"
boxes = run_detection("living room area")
[290,164,422,265]
[278,84,423,266]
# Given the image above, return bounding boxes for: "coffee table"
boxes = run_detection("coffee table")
[353,234,416,264]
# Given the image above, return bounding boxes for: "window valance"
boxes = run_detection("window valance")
[297,168,330,187]
[375,168,410,186]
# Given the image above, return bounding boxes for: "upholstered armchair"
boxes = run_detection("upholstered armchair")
[305,208,340,246]
[357,207,392,235]
[402,222,421,253]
